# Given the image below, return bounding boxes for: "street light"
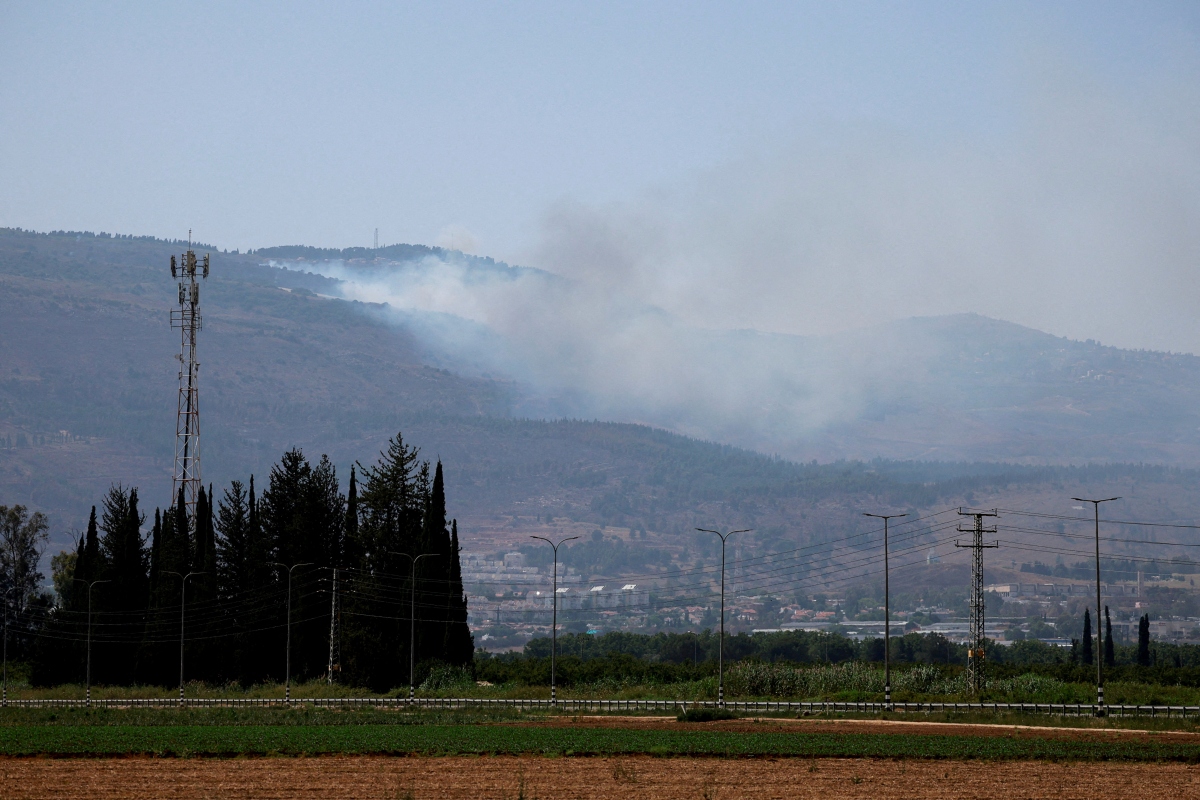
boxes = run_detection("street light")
[696,528,750,708]
[72,578,110,707]
[386,551,439,702]
[269,562,313,703]
[1073,496,1120,714]
[864,512,907,710]
[530,535,579,706]
[163,571,205,705]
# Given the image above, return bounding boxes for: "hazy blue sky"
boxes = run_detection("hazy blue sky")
[3,2,1199,350]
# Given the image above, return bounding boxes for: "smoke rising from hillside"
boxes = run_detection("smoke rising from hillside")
[530,57,1200,355]
[284,256,911,451]
[280,57,1200,457]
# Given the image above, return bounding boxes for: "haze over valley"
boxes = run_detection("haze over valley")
[5,229,1200,605]
[4,3,1200,657]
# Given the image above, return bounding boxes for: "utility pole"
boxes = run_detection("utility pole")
[269,562,312,703]
[387,552,439,702]
[169,235,208,522]
[696,528,750,708]
[327,568,340,684]
[1073,496,1120,715]
[164,571,205,706]
[954,509,998,695]
[2,588,8,707]
[72,579,110,707]
[863,513,906,710]
[531,535,579,706]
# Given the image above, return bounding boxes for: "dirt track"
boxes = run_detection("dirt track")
[526,714,1200,742]
[4,755,1200,799]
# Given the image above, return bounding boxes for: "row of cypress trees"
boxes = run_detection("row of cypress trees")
[34,432,473,690]
[1074,607,1148,668]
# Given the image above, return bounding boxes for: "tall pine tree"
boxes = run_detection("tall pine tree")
[347,432,425,690]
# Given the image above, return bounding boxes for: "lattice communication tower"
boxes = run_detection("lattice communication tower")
[955,508,998,694]
[170,237,209,522]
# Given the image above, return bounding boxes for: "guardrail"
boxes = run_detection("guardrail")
[4,696,1200,717]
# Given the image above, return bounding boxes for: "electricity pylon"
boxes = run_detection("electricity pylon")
[956,508,998,694]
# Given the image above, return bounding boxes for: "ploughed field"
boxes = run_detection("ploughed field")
[6,755,1200,799]
[6,714,1200,798]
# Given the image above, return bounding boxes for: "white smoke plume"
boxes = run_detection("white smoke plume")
[275,56,1200,460]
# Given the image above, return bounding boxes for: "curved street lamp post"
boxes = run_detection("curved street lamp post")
[163,570,205,706]
[72,578,110,707]
[269,562,313,703]
[387,551,439,702]
[530,535,579,705]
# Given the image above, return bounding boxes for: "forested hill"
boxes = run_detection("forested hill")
[4,228,1200,565]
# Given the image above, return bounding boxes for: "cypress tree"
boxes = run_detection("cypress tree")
[1081,609,1093,665]
[343,466,361,568]
[189,485,218,678]
[443,518,474,666]
[1137,614,1151,666]
[248,475,258,545]
[204,484,218,581]
[149,509,162,597]
[1104,606,1115,667]
[193,486,209,586]
[173,486,190,574]
[78,506,101,595]
[97,485,147,684]
[418,461,449,664]
[142,488,190,685]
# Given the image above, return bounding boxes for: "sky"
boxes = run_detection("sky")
[2,2,1199,351]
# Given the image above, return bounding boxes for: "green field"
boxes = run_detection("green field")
[1,722,1198,761]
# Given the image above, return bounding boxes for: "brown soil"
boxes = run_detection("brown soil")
[4,755,1200,799]
[520,714,1200,742]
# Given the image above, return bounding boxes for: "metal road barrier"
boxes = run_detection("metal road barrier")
[4,696,1200,717]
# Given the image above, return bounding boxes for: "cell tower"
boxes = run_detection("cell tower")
[955,508,998,694]
[169,233,209,522]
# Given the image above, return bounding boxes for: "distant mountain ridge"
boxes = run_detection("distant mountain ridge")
[4,227,1200,558]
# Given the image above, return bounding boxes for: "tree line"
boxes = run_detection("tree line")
[495,627,1200,688]
[30,432,472,691]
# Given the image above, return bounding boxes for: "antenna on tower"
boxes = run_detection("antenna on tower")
[169,235,208,523]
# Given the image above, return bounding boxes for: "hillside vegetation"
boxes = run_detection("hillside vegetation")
[4,229,1200,570]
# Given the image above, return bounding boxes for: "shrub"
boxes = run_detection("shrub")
[677,707,738,722]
